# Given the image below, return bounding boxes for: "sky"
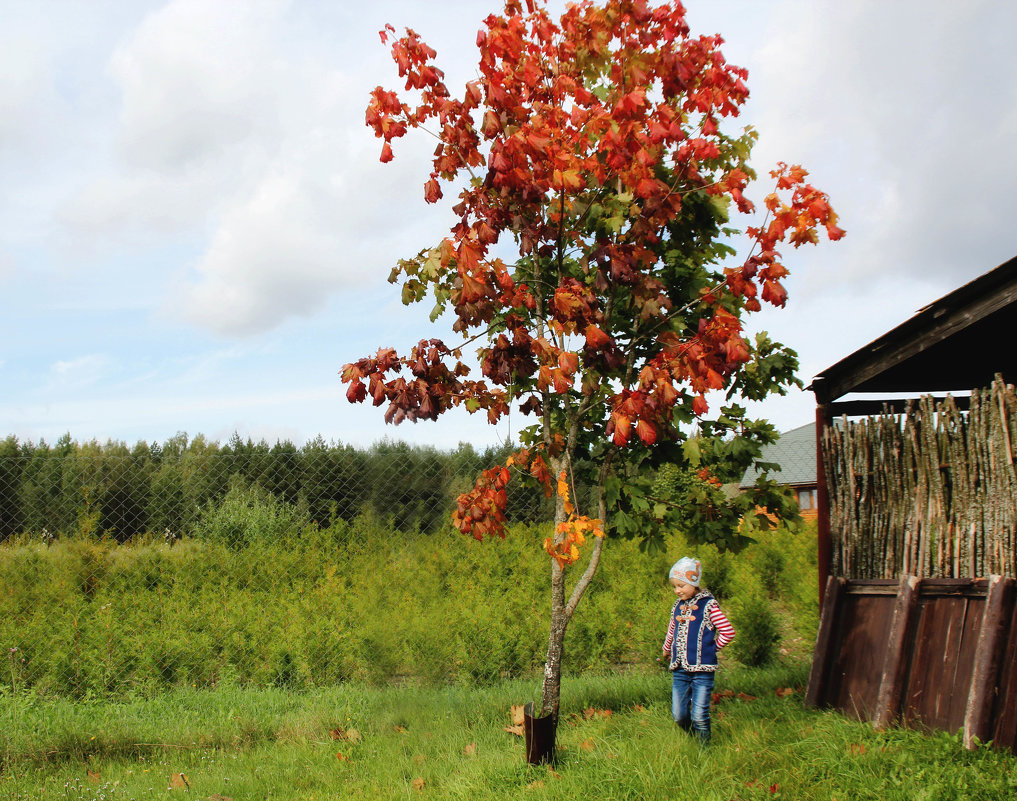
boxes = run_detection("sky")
[1,0,1015,451]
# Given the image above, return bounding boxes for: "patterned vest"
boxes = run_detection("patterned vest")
[670,591,718,672]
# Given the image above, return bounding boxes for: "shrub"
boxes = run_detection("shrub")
[190,477,309,548]
[729,581,781,667]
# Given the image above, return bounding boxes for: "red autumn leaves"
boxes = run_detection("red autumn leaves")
[347,0,843,549]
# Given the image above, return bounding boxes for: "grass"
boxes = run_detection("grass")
[3,661,1015,801]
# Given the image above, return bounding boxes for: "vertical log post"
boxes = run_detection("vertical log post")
[806,575,845,709]
[873,575,921,729]
[816,404,833,607]
[964,575,1015,748]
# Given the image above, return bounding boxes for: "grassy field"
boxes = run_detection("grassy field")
[3,661,1015,801]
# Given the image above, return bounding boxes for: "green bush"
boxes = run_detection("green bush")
[729,580,781,667]
[190,477,310,548]
[0,509,818,698]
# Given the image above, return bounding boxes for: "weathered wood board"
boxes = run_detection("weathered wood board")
[807,577,1016,753]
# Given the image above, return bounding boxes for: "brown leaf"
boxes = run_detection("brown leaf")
[411,777,426,791]
[463,742,477,757]
[510,705,526,726]
[633,704,646,712]
[848,743,867,755]
[86,770,101,785]
[583,707,612,720]
[736,692,757,701]
[527,780,545,790]
[580,738,595,752]
[547,767,562,780]
[504,724,524,737]
[336,752,349,762]
[168,772,190,790]
[394,725,407,734]
[775,687,794,698]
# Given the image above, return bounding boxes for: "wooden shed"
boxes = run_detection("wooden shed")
[805,255,1017,752]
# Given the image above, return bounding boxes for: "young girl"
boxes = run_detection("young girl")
[661,556,735,745]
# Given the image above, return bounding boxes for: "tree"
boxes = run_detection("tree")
[343,0,842,728]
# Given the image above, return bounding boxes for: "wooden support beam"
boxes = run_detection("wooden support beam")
[816,404,832,607]
[806,575,845,709]
[964,576,1015,748]
[873,575,921,729]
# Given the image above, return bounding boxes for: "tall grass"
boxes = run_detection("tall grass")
[1,505,818,698]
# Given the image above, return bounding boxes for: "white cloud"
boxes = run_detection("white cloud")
[48,353,114,389]
[60,0,460,336]
[752,0,1017,290]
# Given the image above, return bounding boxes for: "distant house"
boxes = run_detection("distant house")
[738,422,817,517]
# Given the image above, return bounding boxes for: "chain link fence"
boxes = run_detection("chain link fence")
[1,435,664,700]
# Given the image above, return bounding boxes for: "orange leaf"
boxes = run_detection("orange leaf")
[168,773,190,790]
[504,725,524,737]
[580,738,595,752]
[464,742,477,757]
[411,777,426,791]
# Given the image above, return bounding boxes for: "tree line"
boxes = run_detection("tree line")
[0,433,555,543]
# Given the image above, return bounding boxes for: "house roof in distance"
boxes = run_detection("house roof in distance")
[739,422,816,489]
[809,255,1017,404]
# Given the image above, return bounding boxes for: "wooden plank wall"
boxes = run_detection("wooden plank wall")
[807,577,1016,753]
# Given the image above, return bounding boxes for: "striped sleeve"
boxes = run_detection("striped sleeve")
[708,603,736,649]
[662,602,677,656]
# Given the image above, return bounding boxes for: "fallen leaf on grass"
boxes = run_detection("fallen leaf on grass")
[207,795,234,801]
[394,725,407,734]
[329,727,362,743]
[769,783,780,794]
[411,777,426,791]
[510,705,526,726]
[168,772,190,790]
[848,743,867,755]
[336,752,350,762]
[775,687,795,698]
[580,738,595,752]
[547,767,562,780]
[463,742,477,757]
[86,770,101,785]
[527,780,545,790]
[504,725,525,737]
[712,690,734,703]
[582,707,612,720]
[736,692,757,701]
[633,704,646,712]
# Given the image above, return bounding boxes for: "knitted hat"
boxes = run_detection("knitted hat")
[669,556,702,587]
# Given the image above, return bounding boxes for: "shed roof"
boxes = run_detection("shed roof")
[739,422,816,489]
[809,255,1017,405]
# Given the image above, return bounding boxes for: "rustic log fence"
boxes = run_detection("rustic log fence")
[821,375,1017,581]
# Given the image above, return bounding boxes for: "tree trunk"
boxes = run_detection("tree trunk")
[540,558,568,720]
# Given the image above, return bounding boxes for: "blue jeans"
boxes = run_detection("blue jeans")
[672,670,714,744]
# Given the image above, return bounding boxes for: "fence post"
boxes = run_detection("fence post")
[964,575,1014,748]
[815,404,833,607]
[873,575,920,729]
